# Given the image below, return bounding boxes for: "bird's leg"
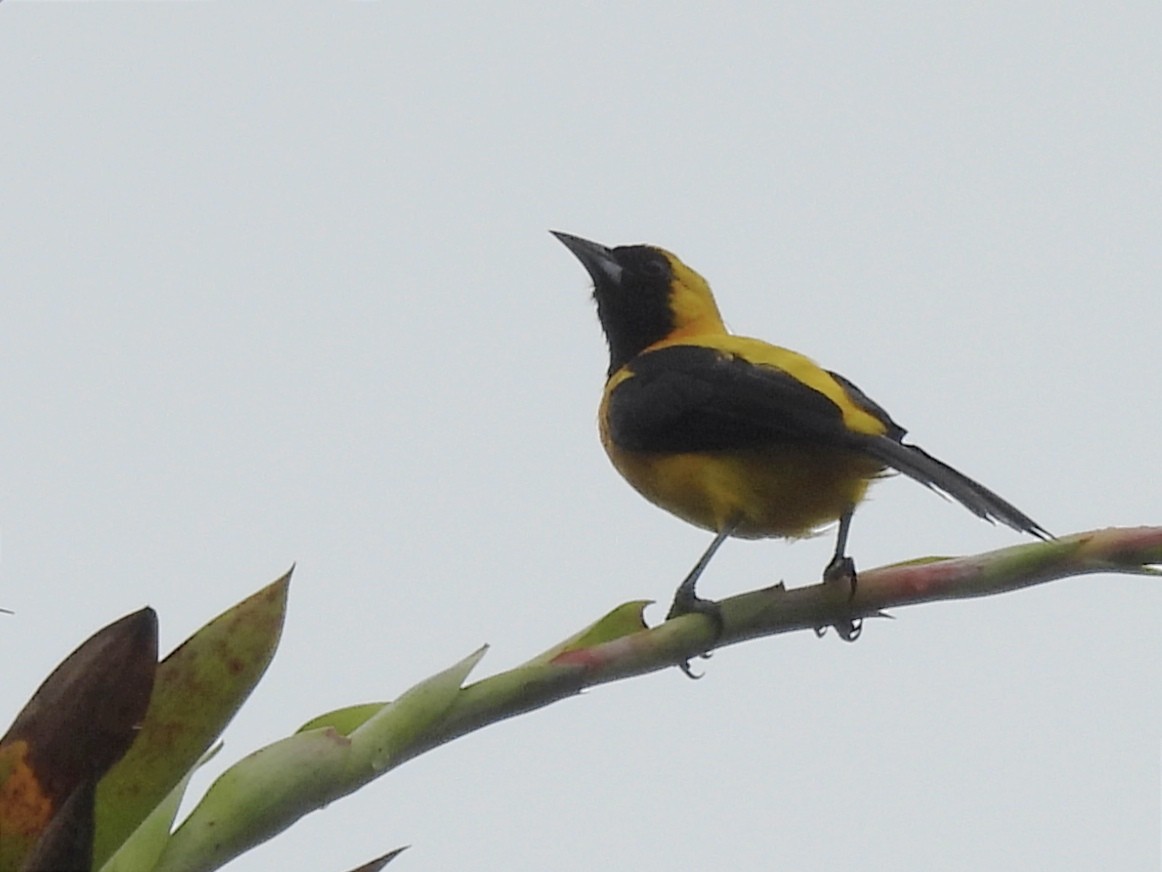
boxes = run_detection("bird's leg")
[667,524,735,677]
[819,508,862,642]
[667,524,733,625]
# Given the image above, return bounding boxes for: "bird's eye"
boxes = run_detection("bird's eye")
[639,258,667,278]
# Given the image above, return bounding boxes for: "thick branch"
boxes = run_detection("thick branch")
[161,527,1160,868]
[407,526,1161,760]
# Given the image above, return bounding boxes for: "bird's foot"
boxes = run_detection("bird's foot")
[817,555,862,642]
[823,554,857,593]
[666,586,724,679]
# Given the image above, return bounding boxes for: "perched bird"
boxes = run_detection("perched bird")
[553,231,1049,639]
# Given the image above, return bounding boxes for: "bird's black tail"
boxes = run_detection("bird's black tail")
[863,436,1051,540]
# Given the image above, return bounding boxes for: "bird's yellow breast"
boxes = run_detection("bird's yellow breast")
[598,390,883,539]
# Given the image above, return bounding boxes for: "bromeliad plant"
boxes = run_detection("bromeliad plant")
[1,527,1159,871]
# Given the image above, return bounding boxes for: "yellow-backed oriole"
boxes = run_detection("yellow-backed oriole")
[553,231,1049,637]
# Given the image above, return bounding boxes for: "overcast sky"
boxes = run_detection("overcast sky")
[1,5,1159,871]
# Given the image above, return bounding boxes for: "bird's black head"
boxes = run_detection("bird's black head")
[552,231,722,376]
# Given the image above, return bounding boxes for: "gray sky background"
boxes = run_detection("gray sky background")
[2,5,1159,871]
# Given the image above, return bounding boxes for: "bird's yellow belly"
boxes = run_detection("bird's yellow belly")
[607,445,882,539]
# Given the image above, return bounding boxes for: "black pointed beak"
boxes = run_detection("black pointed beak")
[550,231,624,286]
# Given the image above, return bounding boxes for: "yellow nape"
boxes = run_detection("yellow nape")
[656,249,727,340]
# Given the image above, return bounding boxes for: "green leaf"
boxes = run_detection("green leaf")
[296,703,387,737]
[152,648,485,872]
[152,729,354,872]
[96,745,220,872]
[92,570,290,867]
[346,646,485,771]
[527,600,650,665]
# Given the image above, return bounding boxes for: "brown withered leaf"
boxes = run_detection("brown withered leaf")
[0,607,157,868]
[17,778,95,872]
[344,845,409,872]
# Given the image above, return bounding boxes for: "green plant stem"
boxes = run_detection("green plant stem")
[399,526,1162,763]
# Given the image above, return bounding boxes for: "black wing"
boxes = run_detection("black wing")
[607,345,1051,539]
[606,345,866,453]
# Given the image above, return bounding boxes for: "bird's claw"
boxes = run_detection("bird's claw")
[823,555,858,594]
[667,590,724,680]
[818,555,862,641]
